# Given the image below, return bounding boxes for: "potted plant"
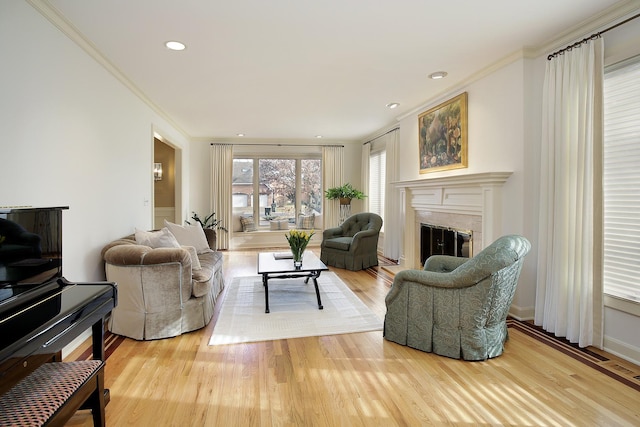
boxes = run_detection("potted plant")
[186,211,227,250]
[324,183,366,205]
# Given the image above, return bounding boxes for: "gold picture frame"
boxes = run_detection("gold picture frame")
[418,92,468,174]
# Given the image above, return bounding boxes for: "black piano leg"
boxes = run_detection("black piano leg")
[90,317,111,406]
[92,318,106,361]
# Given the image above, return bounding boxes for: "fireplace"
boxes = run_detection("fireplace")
[420,223,472,265]
[395,172,512,269]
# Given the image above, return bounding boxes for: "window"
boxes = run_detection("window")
[369,149,386,230]
[232,157,322,230]
[603,56,640,303]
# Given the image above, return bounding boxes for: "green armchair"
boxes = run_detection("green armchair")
[384,234,531,361]
[320,212,383,271]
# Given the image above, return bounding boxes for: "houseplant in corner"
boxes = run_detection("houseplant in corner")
[186,211,227,250]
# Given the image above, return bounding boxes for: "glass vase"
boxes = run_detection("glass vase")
[292,248,304,269]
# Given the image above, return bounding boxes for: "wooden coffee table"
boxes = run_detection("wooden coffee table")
[257,251,329,313]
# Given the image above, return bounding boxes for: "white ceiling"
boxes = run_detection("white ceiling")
[45,0,625,141]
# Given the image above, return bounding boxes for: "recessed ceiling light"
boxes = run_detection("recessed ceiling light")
[237,133,245,137]
[429,71,448,80]
[315,135,323,139]
[165,41,186,51]
[386,102,400,109]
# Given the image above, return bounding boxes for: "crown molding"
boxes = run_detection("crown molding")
[397,1,640,123]
[534,0,640,58]
[26,0,190,140]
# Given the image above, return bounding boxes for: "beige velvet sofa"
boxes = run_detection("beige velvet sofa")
[101,228,224,340]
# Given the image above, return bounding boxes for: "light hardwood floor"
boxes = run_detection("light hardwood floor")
[68,249,640,426]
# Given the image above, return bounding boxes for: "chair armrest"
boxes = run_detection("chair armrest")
[423,255,468,272]
[385,267,483,306]
[350,229,379,251]
[322,226,344,239]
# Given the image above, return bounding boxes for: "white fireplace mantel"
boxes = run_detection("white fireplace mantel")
[394,172,512,268]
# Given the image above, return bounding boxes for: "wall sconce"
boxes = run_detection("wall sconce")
[153,163,163,181]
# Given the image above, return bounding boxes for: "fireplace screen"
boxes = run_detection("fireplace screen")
[420,223,472,265]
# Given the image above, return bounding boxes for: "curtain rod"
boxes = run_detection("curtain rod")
[211,143,344,147]
[547,12,640,60]
[363,127,400,145]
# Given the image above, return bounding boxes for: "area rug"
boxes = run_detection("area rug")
[209,272,383,345]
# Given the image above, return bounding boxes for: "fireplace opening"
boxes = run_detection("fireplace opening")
[420,223,472,266]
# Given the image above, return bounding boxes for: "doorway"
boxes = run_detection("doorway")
[153,138,176,228]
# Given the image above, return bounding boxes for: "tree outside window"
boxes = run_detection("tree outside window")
[232,157,321,229]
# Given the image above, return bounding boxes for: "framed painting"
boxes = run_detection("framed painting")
[418,92,468,174]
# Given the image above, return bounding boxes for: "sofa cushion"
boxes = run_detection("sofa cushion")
[323,236,352,251]
[181,245,201,270]
[135,227,180,249]
[164,220,209,254]
[191,251,221,297]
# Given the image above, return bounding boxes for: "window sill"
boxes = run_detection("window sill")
[604,294,640,317]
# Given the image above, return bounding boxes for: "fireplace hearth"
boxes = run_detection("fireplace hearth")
[420,223,472,265]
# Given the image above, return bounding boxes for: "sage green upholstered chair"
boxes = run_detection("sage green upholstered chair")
[384,234,531,361]
[320,212,383,271]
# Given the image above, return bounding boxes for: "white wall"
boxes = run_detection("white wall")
[0,1,189,283]
[189,139,211,219]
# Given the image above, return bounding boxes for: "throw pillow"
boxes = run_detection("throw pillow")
[135,227,181,248]
[181,245,202,270]
[297,213,315,229]
[164,220,210,254]
[240,216,256,232]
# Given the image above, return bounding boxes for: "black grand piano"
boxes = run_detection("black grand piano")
[0,206,117,398]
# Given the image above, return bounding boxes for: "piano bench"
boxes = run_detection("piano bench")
[0,360,105,427]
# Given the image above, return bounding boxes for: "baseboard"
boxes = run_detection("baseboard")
[508,304,534,321]
[604,335,640,366]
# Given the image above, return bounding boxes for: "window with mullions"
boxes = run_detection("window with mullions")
[232,157,322,230]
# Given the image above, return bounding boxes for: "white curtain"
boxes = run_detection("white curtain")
[361,142,370,212]
[535,37,604,348]
[384,129,400,260]
[322,145,344,228]
[210,144,233,250]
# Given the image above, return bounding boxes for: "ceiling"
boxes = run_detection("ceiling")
[44,0,625,141]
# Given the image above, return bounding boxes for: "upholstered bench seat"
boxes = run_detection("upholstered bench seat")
[269,219,289,230]
[0,360,105,427]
